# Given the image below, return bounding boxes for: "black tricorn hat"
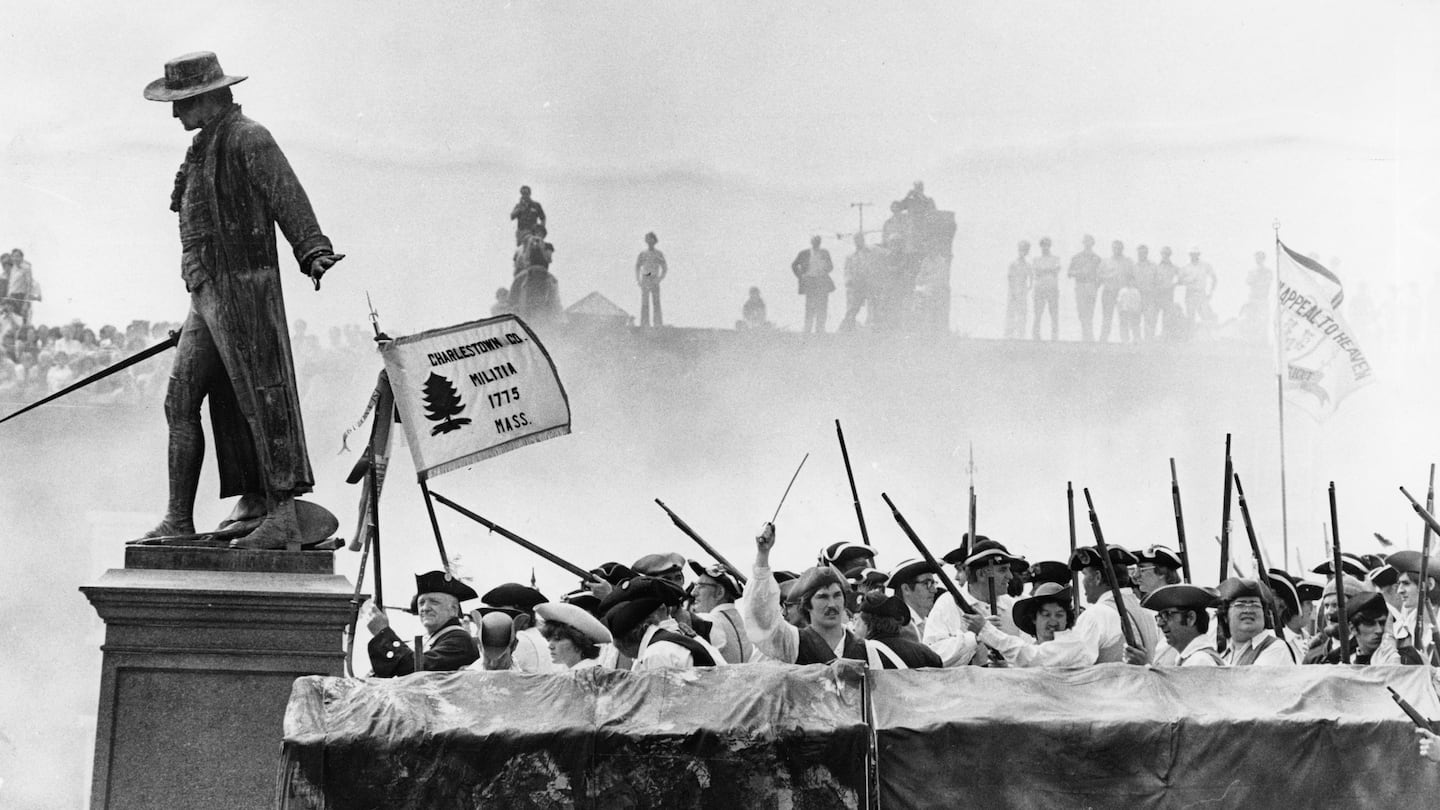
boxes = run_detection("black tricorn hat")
[1027,560,1071,587]
[1069,545,1137,571]
[482,583,548,613]
[409,570,479,611]
[144,52,248,102]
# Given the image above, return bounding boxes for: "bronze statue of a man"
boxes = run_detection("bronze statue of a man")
[142,52,342,549]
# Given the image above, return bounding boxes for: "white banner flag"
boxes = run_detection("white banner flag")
[1276,242,1373,420]
[381,315,570,479]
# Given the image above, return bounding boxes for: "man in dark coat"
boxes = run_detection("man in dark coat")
[142,52,342,548]
[856,591,942,669]
[791,235,835,334]
[365,571,481,677]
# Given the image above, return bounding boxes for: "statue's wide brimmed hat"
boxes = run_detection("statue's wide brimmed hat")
[144,51,247,101]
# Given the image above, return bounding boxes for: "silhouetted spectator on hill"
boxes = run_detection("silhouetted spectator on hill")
[635,232,667,328]
[5,249,38,325]
[840,233,876,331]
[1031,237,1060,340]
[1156,247,1184,340]
[491,287,510,317]
[737,287,770,330]
[1181,247,1217,328]
[510,185,546,245]
[792,235,835,334]
[1004,240,1031,339]
[1068,235,1100,342]
[1097,240,1133,343]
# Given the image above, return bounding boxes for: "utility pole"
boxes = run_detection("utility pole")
[850,202,872,236]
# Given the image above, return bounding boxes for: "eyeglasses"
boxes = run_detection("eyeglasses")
[915,577,940,589]
[1155,609,1187,625]
[1230,599,1264,611]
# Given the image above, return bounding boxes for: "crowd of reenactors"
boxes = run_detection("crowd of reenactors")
[362,523,1437,675]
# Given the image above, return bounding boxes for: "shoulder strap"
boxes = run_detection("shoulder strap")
[650,629,716,667]
[865,640,908,670]
[1238,634,1278,666]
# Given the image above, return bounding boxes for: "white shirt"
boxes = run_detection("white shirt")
[512,626,553,674]
[740,565,806,663]
[1175,634,1221,667]
[633,621,724,670]
[923,590,1017,667]
[1221,630,1297,666]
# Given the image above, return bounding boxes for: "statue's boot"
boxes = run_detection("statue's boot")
[231,498,300,550]
[218,493,268,530]
[140,419,204,540]
[140,516,197,540]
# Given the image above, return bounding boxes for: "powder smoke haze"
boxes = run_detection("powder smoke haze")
[2,3,1440,808]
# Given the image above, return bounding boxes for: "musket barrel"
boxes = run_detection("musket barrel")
[1067,482,1080,615]
[653,499,748,585]
[1170,458,1191,583]
[429,491,595,581]
[1082,488,1140,650]
[1330,482,1350,664]
[1420,466,1436,655]
[835,420,871,547]
[881,492,979,615]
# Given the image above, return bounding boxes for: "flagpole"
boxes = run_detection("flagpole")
[1273,221,1290,567]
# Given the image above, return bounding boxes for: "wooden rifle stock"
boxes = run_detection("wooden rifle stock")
[1233,473,1282,643]
[653,499,748,586]
[1330,483,1350,663]
[881,492,979,615]
[1082,488,1140,650]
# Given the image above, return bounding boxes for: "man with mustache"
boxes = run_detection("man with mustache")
[742,523,866,664]
[363,571,480,677]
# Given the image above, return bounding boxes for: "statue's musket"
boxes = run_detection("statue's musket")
[835,420,871,547]
[1233,473,1282,643]
[1331,482,1350,664]
[1170,458,1192,583]
[428,491,596,582]
[1068,482,1081,615]
[1082,488,1140,650]
[881,492,979,615]
[653,499,747,586]
[1419,466,1436,652]
[0,331,179,426]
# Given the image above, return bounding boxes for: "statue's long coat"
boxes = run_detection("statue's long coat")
[176,105,332,497]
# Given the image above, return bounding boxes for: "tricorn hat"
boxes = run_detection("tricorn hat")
[144,52,248,102]
[857,591,911,624]
[886,558,936,589]
[632,552,686,578]
[1069,545,1137,572]
[1027,560,1071,588]
[1135,545,1184,571]
[408,570,479,612]
[1012,582,1074,637]
[1141,584,1220,613]
[1345,591,1388,624]
[482,583,548,614]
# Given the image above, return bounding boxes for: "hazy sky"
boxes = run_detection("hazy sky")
[2,2,1437,335]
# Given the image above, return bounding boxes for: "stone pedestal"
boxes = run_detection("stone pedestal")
[81,547,357,810]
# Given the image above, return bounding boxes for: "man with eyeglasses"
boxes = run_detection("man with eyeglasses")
[888,559,940,640]
[688,561,752,664]
[1218,578,1296,666]
[1141,584,1223,667]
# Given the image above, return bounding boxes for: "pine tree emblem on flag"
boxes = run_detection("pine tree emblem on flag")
[422,373,471,435]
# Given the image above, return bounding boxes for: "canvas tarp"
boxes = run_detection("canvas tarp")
[278,662,1440,809]
[277,662,869,809]
[872,663,1440,809]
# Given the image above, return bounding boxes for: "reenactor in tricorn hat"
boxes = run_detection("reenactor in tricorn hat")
[887,558,940,640]
[963,546,1157,667]
[600,576,721,669]
[1217,578,1296,665]
[819,541,877,578]
[478,583,552,673]
[688,561,752,664]
[1320,591,1423,665]
[742,523,867,665]
[364,571,480,677]
[1133,545,1184,599]
[922,538,1027,667]
[1012,582,1074,643]
[1141,584,1223,666]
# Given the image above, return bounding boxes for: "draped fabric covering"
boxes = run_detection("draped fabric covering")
[278,664,1439,809]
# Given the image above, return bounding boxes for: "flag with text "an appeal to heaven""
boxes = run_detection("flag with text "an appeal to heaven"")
[1276,242,1373,420]
[381,315,570,480]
